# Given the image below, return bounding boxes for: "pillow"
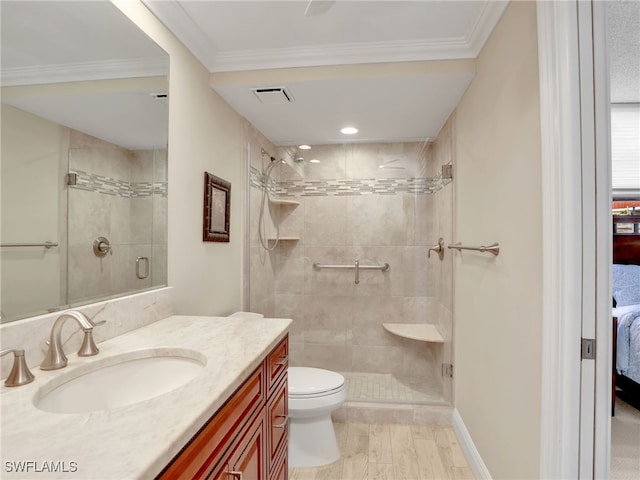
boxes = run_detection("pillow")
[613,285,640,307]
[612,264,640,307]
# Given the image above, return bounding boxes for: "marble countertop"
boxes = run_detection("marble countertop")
[0,315,291,479]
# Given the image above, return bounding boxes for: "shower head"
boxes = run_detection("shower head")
[293,155,304,163]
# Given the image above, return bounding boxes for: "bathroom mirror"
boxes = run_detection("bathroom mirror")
[0,1,169,323]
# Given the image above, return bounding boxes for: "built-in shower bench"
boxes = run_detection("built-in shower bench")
[382,323,444,343]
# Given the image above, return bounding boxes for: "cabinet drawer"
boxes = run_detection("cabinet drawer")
[267,377,288,473]
[158,365,266,479]
[267,336,288,394]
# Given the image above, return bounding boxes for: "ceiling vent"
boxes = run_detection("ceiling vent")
[252,87,294,104]
[150,92,168,104]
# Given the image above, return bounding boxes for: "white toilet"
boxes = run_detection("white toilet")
[287,366,346,468]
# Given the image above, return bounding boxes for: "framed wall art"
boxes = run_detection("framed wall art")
[203,171,231,242]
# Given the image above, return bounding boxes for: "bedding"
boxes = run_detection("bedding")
[614,304,640,384]
[612,264,640,306]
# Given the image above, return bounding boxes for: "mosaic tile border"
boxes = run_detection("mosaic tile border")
[250,166,278,194]
[250,166,451,197]
[70,170,168,198]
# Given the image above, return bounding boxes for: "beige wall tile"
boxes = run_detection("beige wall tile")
[304,196,349,246]
[304,344,353,371]
[304,295,353,345]
[352,345,404,374]
[347,195,415,247]
[351,296,405,347]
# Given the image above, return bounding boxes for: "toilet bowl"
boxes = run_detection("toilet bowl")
[287,366,346,468]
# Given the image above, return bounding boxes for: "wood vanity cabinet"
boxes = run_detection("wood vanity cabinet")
[157,335,288,480]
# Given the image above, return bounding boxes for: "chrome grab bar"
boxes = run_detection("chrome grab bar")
[313,260,390,285]
[447,242,500,256]
[312,262,390,271]
[0,241,58,249]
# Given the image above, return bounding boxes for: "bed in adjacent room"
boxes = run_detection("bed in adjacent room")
[612,214,640,413]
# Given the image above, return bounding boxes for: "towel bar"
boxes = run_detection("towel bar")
[447,242,500,256]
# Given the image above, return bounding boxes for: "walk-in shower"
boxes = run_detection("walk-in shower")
[247,133,455,415]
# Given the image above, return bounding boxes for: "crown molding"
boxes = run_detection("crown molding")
[142,0,217,69]
[465,0,510,56]
[1,57,169,87]
[210,37,474,73]
[142,0,506,73]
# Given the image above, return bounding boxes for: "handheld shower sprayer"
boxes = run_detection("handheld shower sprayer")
[258,148,284,251]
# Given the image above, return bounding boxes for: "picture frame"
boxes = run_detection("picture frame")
[203,171,231,242]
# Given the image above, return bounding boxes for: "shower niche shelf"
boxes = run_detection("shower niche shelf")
[269,198,300,206]
[267,237,300,243]
[382,323,444,343]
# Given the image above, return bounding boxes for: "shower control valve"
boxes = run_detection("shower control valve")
[93,237,112,257]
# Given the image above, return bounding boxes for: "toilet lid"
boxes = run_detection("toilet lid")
[288,367,345,396]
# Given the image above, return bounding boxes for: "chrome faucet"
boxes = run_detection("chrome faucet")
[40,311,102,370]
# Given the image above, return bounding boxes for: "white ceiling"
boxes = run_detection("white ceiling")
[145,0,508,145]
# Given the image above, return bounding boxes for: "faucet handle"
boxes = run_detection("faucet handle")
[428,237,445,260]
[77,319,106,357]
[0,349,35,387]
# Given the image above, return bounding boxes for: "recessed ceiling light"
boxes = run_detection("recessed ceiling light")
[340,126,358,135]
[309,159,321,163]
[299,144,311,150]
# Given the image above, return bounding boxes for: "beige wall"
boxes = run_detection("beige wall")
[113,1,247,316]
[453,2,542,478]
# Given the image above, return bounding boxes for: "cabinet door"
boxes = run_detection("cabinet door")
[267,377,287,475]
[267,336,288,396]
[159,366,265,479]
[211,411,266,480]
[269,450,287,480]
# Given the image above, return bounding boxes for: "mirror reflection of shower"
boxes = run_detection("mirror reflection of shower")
[258,148,285,251]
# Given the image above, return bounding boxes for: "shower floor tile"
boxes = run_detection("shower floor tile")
[341,371,445,404]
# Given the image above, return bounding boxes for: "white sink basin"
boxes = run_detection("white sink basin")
[34,349,206,414]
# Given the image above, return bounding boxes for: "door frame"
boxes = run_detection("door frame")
[537,1,611,477]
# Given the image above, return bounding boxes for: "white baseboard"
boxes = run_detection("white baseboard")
[452,409,492,479]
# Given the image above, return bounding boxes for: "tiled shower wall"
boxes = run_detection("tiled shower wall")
[249,137,454,405]
[67,130,167,304]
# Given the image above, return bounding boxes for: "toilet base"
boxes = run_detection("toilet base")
[288,414,340,468]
